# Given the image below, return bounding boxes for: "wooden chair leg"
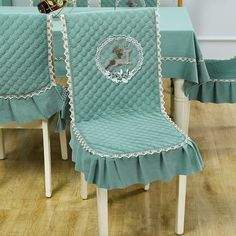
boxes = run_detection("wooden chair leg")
[175,175,187,235]
[0,129,5,160]
[144,184,150,191]
[42,120,52,198]
[80,172,88,200]
[97,188,108,236]
[59,129,68,160]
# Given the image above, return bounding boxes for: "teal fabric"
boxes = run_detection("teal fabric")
[0,0,12,6]
[101,0,146,7]
[0,7,211,91]
[70,131,203,189]
[76,0,88,7]
[189,57,236,103]
[0,14,67,130]
[63,8,203,189]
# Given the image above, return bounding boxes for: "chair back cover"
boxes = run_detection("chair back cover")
[0,0,12,5]
[0,14,55,99]
[97,0,156,7]
[0,13,66,127]
[61,8,161,124]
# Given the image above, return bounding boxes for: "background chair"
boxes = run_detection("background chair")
[0,0,11,6]
[61,8,203,235]
[188,57,236,103]
[0,13,68,197]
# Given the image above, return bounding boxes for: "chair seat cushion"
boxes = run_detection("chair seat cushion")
[70,112,204,189]
[78,112,186,156]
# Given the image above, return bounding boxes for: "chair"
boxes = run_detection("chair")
[0,13,68,197]
[60,8,203,235]
[188,57,236,103]
[0,0,11,6]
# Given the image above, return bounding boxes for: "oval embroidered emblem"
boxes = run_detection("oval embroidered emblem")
[95,35,144,83]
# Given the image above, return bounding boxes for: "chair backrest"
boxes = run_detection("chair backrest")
[0,14,55,99]
[61,8,162,123]
[0,0,12,5]
[99,0,157,7]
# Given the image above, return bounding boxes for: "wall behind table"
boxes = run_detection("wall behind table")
[161,0,236,59]
[184,0,236,59]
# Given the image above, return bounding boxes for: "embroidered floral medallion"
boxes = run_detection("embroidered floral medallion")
[96,35,144,83]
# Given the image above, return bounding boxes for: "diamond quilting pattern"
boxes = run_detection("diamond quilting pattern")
[0,15,52,97]
[65,9,161,123]
[79,112,185,154]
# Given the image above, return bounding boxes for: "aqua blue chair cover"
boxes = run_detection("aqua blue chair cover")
[0,0,12,6]
[188,57,236,103]
[60,8,203,189]
[99,0,156,7]
[0,14,67,129]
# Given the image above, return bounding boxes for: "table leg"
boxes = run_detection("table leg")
[173,79,190,235]
[173,79,190,134]
[0,129,5,159]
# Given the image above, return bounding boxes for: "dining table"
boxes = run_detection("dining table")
[0,6,210,133]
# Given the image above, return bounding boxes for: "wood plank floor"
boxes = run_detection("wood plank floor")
[1,82,236,235]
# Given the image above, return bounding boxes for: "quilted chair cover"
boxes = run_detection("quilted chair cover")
[188,57,236,103]
[100,0,156,7]
[0,0,11,5]
[61,8,203,189]
[0,14,67,130]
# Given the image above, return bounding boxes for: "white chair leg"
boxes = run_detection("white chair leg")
[173,79,190,134]
[59,130,68,160]
[96,188,108,236]
[80,172,88,200]
[144,184,150,191]
[42,120,52,198]
[0,129,5,160]
[175,175,187,235]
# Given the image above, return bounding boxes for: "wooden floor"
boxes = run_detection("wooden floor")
[1,82,236,235]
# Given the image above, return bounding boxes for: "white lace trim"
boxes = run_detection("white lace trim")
[54,56,205,64]
[60,10,190,159]
[95,35,144,84]
[157,0,160,7]
[0,15,56,100]
[211,79,236,83]
[161,56,204,63]
[55,56,65,61]
[29,0,33,6]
